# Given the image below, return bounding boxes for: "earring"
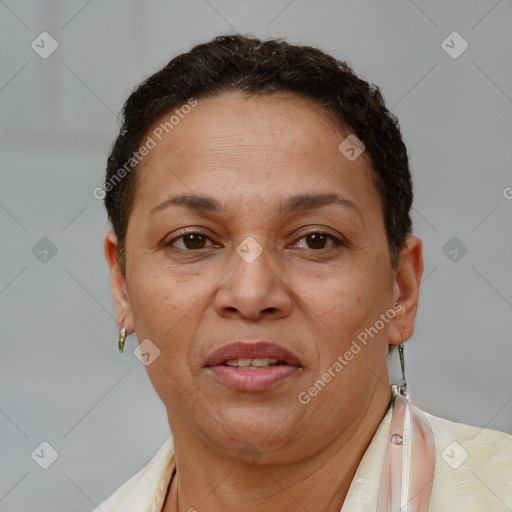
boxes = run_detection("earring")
[397,342,407,394]
[118,327,126,354]
[391,328,408,396]
[379,330,436,512]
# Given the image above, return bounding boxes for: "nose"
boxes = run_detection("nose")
[214,238,293,321]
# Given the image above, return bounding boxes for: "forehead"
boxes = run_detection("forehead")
[132,91,381,222]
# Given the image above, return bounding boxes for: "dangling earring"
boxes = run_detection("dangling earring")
[395,328,408,395]
[118,327,126,354]
[397,342,406,394]
[377,329,436,512]
[378,325,436,512]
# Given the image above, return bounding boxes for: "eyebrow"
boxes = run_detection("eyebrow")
[148,192,362,220]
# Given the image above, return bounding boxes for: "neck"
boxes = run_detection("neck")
[162,389,391,512]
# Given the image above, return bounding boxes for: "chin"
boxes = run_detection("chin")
[205,405,306,453]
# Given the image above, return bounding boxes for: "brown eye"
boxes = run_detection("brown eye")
[292,232,344,250]
[167,232,214,250]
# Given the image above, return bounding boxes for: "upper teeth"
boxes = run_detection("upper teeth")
[225,358,279,368]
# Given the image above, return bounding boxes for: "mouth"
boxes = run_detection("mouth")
[223,357,285,369]
[204,341,302,392]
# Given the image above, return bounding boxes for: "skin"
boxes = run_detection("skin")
[104,91,423,512]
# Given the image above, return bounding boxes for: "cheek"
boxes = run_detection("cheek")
[126,270,203,403]
[307,271,386,362]
[126,263,219,373]
[127,263,200,333]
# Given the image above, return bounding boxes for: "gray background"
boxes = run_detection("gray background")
[1,0,511,510]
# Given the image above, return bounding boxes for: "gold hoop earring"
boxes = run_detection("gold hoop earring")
[118,327,126,354]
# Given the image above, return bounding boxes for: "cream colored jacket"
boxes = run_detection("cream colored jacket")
[91,403,512,511]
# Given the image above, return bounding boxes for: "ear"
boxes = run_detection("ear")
[388,234,424,346]
[103,231,134,335]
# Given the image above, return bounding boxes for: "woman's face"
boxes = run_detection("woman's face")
[106,91,419,462]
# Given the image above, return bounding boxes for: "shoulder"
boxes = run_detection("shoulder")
[424,411,512,511]
[89,435,175,512]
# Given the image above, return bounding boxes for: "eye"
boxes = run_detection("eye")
[291,231,345,250]
[165,230,346,251]
[166,232,217,250]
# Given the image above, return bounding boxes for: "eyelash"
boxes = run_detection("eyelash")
[165,230,346,251]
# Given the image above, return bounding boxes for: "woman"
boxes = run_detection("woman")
[95,35,511,511]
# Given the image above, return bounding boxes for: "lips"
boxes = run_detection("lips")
[204,341,302,392]
[204,341,301,368]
